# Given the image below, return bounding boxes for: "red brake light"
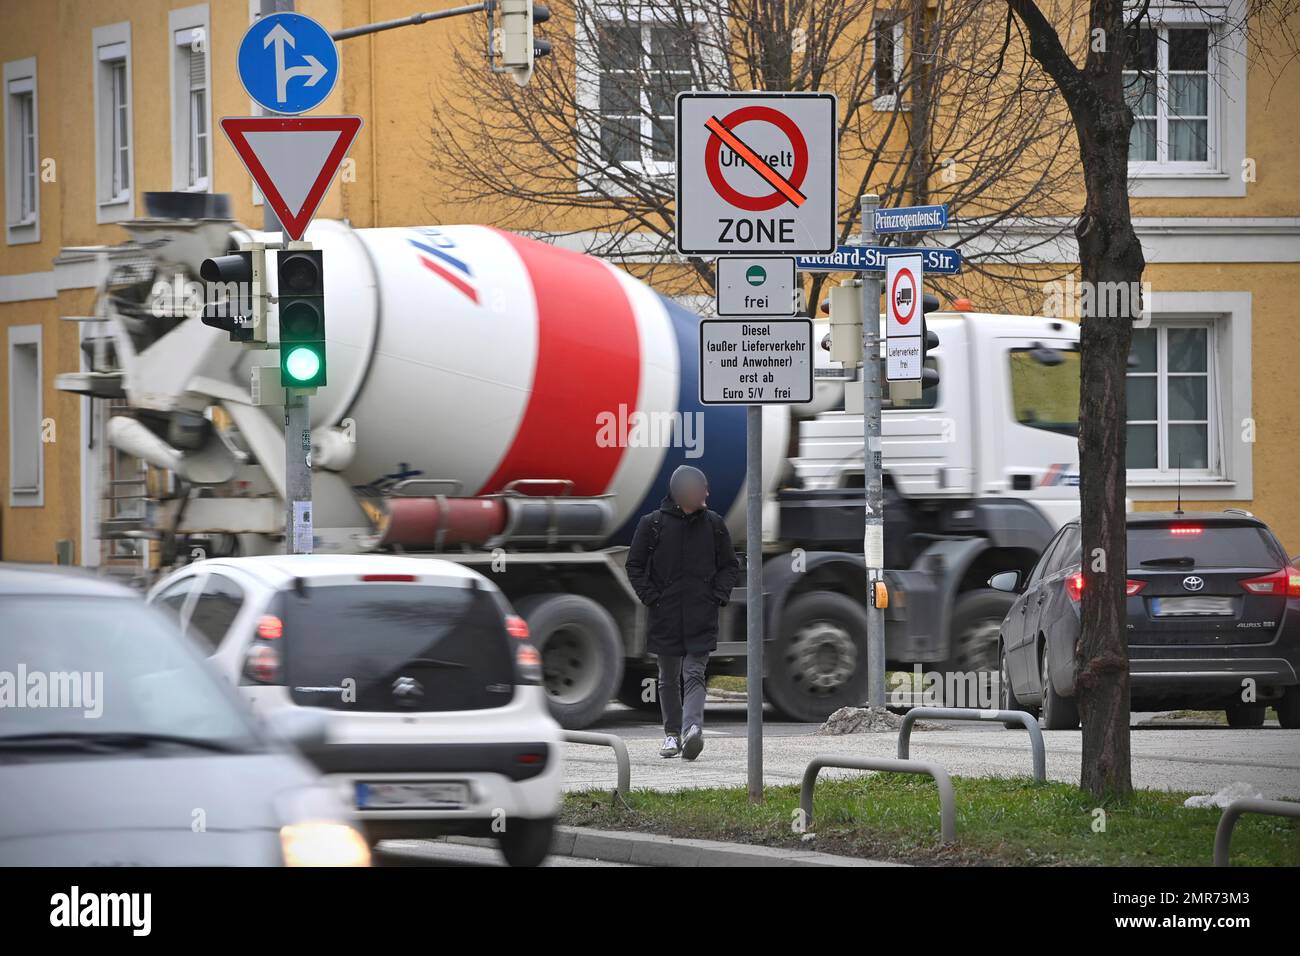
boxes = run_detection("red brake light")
[1065,573,1084,602]
[1169,525,1203,535]
[506,614,530,639]
[361,574,417,582]
[256,615,283,640]
[1125,580,1147,596]
[1241,567,1300,597]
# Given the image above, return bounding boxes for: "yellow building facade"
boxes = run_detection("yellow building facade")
[1,0,1298,564]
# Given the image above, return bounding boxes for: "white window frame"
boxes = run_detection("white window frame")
[871,14,906,112]
[575,3,715,191]
[1125,292,1253,501]
[8,323,43,507]
[1126,320,1219,477]
[168,5,212,192]
[4,57,39,244]
[93,22,134,223]
[1126,1,1247,198]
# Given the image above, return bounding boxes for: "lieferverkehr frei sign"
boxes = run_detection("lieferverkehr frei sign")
[795,244,962,275]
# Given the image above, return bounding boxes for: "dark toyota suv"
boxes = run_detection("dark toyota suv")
[992,512,1300,729]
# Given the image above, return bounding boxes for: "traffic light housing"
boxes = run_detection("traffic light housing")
[493,0,550,86]
[277,249,326,389]
[920,293,941,388]
[199,252,254,343]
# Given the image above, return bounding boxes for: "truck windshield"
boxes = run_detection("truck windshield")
[1009,347,1080,436]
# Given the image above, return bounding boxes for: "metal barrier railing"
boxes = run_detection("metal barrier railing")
[562,730,630,798]
[897,707,1046,783]
[800,755,956,843]
[1213,797,1300,866]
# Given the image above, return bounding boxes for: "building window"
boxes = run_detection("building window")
[4,57,38,243]
[8,324,42,507]
[1125,25,1213,168]
[1126,323,1218,476]
[594,18,693,171]
[94,23,133,221]
[170,5,210,191]
[872,16,905,110]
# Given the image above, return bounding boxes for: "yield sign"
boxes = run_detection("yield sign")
[220,116,362,240]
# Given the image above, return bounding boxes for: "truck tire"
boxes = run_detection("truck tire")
[615,668,662,712]
[943,589,1014,674]
[765,591,871,723]
[512,594,622,730]
[1039,643,1079,730]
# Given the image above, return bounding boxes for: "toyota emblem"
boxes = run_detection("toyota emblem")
[392,675,424,706]
[1182,575,1205,592]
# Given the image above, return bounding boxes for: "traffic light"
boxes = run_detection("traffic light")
[277,249,326,389]
[494,0,551,86]
[920,293,941,388]
[199,252,254,343]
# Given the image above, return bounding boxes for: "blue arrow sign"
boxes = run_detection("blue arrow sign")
[238,12,339,115]
[873,204,948,234]
[795,245,963,275]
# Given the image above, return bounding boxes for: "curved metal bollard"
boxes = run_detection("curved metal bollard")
[898,707,1046,783]
[562,730,631,798]
[800,755,956,843]
[1213,797,1300,866]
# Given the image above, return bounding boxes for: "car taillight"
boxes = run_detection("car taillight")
[1240,567,1300,597]
[505,614,530,639]
[515,644,543,684]
[1126,580,1147,596]
[244,643,282,684]
[1065,573,1084,602]
[1169,525,1203,535]
[257,614,283,639]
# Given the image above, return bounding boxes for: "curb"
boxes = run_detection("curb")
[447,826,905,867]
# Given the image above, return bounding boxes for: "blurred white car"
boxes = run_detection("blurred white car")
[148,554,564,866]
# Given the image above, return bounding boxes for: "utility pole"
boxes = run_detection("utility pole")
[746,404,763,803]
[859,194,886,710]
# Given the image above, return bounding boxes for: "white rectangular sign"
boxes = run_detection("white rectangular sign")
[885,253,923,382]
[676,92,837,255]
[699,319,813,404]
[715,257,796,316]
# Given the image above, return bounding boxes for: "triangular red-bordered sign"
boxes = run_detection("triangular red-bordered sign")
[220,116,362,241]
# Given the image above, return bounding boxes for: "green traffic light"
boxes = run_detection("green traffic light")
[284,346,322,383]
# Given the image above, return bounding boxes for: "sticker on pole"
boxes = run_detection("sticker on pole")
[220,116,361,241]
[699,319,813,404]
[676,92,837,255]
[886,253,923,382]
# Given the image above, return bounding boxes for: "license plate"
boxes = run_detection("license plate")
[1150,596,1235,617]
[356,781,469,810]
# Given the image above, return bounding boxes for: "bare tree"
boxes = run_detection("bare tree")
[427,0,1082,310]
[1001,0,1298,797]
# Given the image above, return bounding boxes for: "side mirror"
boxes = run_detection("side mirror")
[988,570,1021,593]
[264,708,330,753]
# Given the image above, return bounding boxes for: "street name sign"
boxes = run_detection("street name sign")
[676,92,837,255]
[238,12,339,115]
[795,244,962,275]
[220,116,362,241]
[885,253,923,382]
[699,319,813,404]
[873,203,948,235]
[715,257,797,316]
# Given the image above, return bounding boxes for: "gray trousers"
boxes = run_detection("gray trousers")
[657,652,709,737]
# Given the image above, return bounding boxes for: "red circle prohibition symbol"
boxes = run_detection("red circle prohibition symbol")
[704,106,810,212]
[891,267,917,325]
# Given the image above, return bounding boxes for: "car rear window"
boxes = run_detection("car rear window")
[280,583,516,712]
[1128,523,1283,570]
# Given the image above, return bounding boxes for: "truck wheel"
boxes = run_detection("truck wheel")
[1039,644,1079,730]
[944,590,1014,673]
[513,594,622,730]
[615,668,662,712]
[765,591,870,723]
[1225,701,1267,728]
[1277,687,1300,729]
[496,816,556,867]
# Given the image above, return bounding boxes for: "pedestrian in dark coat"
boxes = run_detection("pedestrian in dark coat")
[625,465,739,760]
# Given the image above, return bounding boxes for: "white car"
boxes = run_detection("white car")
[147,553,564,866]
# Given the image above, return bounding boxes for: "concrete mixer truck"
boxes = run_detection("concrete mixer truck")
[59,193,1084,728]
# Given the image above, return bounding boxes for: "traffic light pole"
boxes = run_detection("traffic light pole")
[859,193,886,710]
[286,389,313,554]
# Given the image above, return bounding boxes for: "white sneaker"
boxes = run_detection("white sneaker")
[659,735,681,758]
[682,725,704,761]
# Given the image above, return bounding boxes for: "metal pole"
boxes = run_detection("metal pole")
[261,0,294,236]
[860,194,885,710]
[746,403,763,802]
[286,391,313,554]
[332,3,489,41]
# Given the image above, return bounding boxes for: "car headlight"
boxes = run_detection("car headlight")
[280,822,371,867]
